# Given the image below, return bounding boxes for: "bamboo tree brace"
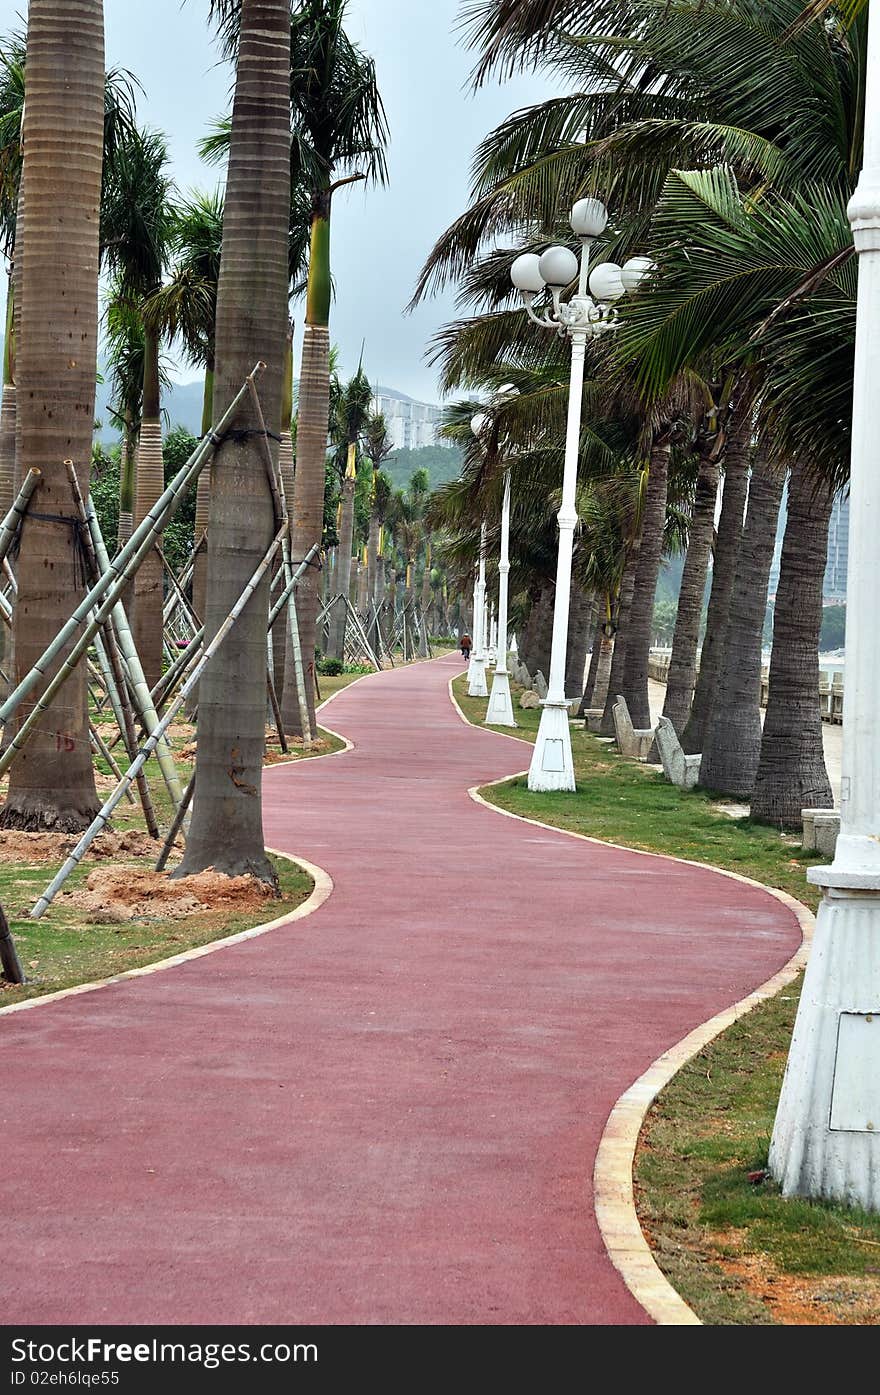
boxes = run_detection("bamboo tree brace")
[30,524,289,920]
[0,469,42,565]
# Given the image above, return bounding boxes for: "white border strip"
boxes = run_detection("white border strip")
[451,674,814,1325]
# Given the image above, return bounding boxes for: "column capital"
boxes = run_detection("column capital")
[848,174,880,251]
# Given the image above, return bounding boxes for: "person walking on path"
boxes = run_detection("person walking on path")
[460,633,472,660]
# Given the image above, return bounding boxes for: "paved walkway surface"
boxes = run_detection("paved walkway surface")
[1,655,802,1325]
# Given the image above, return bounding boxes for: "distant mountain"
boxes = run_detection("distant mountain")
[384,444,462,491]
[95,368,206,442]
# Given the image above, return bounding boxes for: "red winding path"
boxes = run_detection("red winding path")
[1,655,802,1325]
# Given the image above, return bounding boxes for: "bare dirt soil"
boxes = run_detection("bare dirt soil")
[0,828,163,865]
[60,866,276,923]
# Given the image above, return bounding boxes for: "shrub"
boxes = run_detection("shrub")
[317,656,345,676]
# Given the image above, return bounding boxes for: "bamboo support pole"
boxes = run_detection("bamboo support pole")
[3,558,17,594]
[73,491,162,838]
[0,903,25,984]
[267,667,288,753]
[279,538,315,747]
[159,547,200,634]
[154,771,196,874]
[0,367,263,732]
[151,629,204,710]
[0,469,41,567]
[30,524,287,919]
[65,466,181,821]
[91,631,125,730]
[89,721,135,802]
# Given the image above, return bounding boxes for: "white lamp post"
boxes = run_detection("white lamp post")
[466,482,489,698]
[510,199,651,791]
[486,464,516,726]
[769,6,880,1210]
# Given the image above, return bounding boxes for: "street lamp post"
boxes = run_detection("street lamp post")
[768,4,880,1211]
[486,465,516,727]
[510,198,651,792]
[466,517,488,698]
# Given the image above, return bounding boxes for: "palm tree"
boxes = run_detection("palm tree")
[278,0,388,735]
[327,364,372,659]
[0,24,137,519]
[363,410,393,609]
[1,0,104,830]
[102,125,175,689]
[146,188,224,623]
[617,165,854,802]
[750,468,835,824]
[175,0,291,883]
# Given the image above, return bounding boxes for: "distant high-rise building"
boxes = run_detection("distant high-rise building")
[824,491,849,601]
[372,390,450,451]
[767,485,849,605]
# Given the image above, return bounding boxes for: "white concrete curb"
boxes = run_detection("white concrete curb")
[0,850,332,1019]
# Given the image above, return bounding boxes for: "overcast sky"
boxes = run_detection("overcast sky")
[2,0,555,404]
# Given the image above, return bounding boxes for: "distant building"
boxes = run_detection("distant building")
[372,390,450,451]
[767,485,849,604]
[824,492,849,602]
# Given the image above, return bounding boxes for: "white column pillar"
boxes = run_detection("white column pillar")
[488,601,497,662]
[487,468,516,726]
[527,324,587,792]
[769,2,880,1210]
[467,521,488,697]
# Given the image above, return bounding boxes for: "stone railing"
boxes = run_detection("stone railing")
[649,648,844,723]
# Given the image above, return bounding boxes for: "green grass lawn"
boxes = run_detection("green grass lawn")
[454,674,880,1325]
[0,687,352,1006]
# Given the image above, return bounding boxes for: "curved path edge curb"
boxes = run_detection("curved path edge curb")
[0,853,333,1020]
[0,671,381,1020]
[451,677,814,1326]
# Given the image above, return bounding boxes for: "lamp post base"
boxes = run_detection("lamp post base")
[769,856,880,1211]
[467,655,488,698]
[485,668,516,727]
[527,699,575,792]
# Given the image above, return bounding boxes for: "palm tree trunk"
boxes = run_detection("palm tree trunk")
[699,451,784,798]
[420,538,433,625]
[271,329,294,704]
[565,583,593,698]
[600,537,641,735]
[661,446,721,736]
[190,358,214,626]
[175,0,290,882]
[116,423,133,547]
[519,577,553,677]
[272,425,295,702]
[131,324,164,689]
[328,445,356,659]
[282,179,333,737]
[2,0,102,831]
[579,614,604,713]
[367,489,380,606]
[750,470,834,827]
[0,284,16,517]
[622,438,671,729]
[0,281,16,691]
[592,630,615,712]
[681,404,750,754]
